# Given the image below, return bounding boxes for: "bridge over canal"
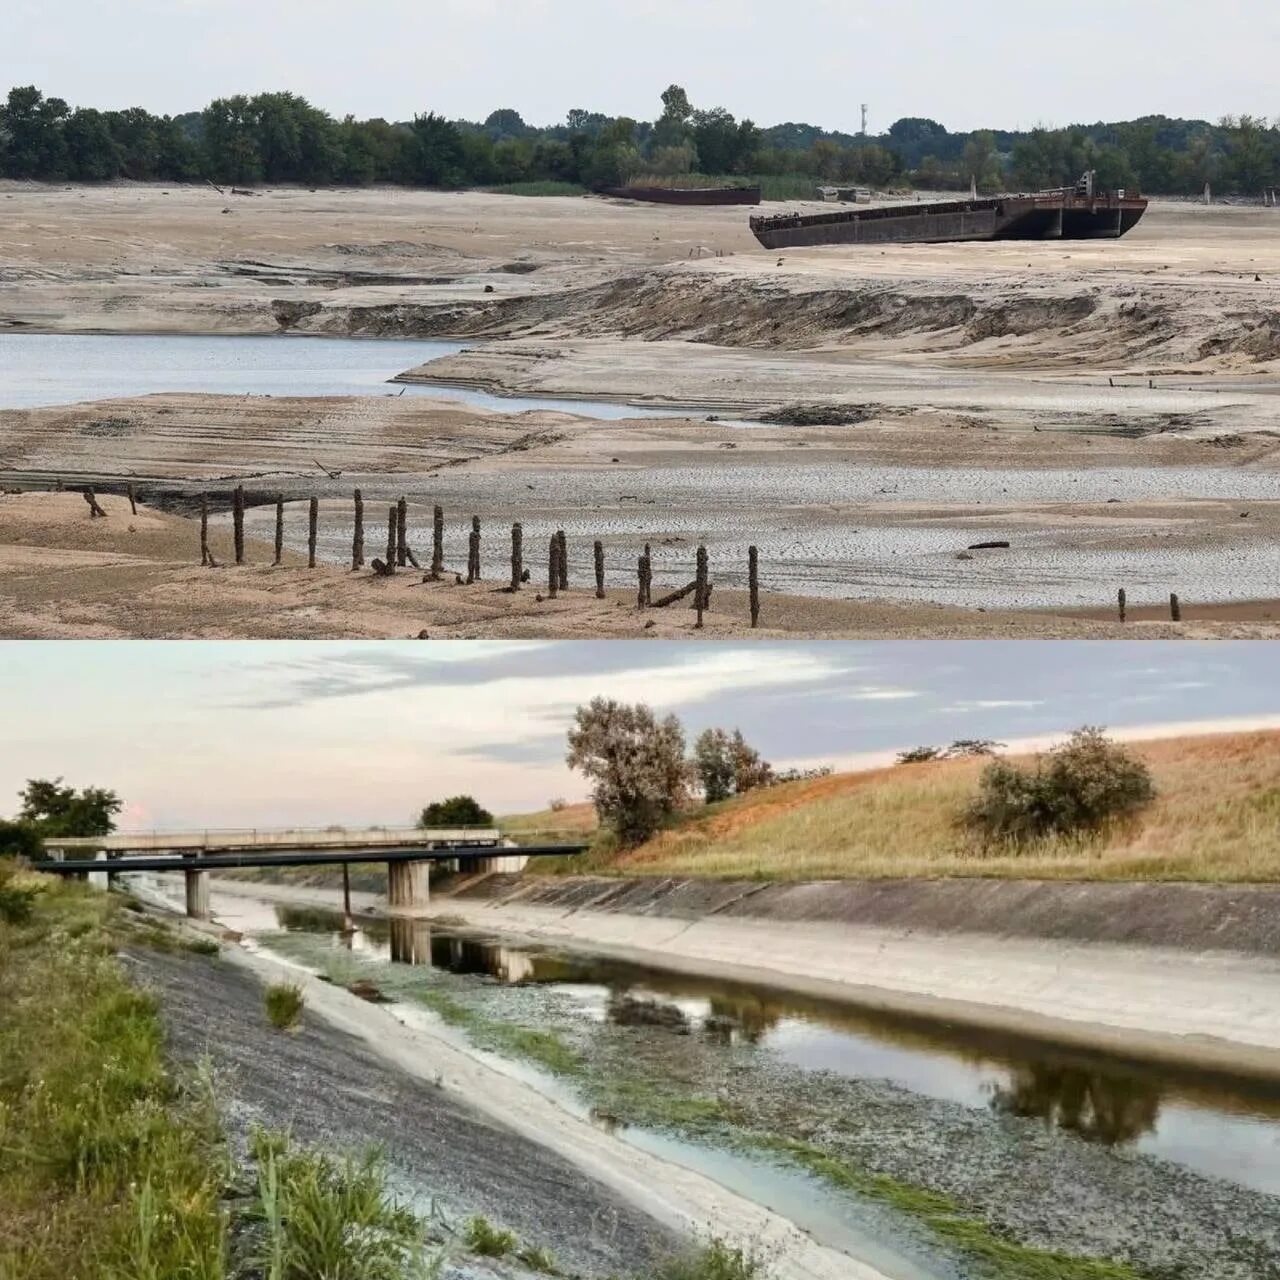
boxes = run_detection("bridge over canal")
[34,826,587,920]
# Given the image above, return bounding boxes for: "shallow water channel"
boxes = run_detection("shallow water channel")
[0,332,700,418]
[198,887,1280,1280]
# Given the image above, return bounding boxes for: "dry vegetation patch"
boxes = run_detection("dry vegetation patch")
[609,730,1280,883]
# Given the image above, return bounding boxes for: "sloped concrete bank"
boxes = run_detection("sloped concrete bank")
[459,874,1280,954]
[432,874,1280,1081]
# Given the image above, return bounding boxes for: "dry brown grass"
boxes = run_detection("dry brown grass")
[603,730,1280,883]
[501,802,599,839]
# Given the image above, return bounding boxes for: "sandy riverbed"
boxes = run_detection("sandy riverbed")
[5,490,1279,637]
[4,185,1280,631]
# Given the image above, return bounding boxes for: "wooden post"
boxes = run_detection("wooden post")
[637,554,647,607]
[594,540,605,598]
[385,505,397,574]
[1117,588,1126,624]
[548,534,559,597]
[695,545,708,629]
[556,530,568,591]
[396,498,408,568]
[273,494,284,565]
[127,482,137,516]
[643,542,653,606]
[1170,593,1181,622]
[307,497,318,568]
[200,493,209,566]
[510,522,522,590]
[432,505,444,578]
[84,488,107,518]
[749,545,760,628]
[233,484,245,565]
[342,861,353,930]
[468,516,480,583]
[352,489,364,570]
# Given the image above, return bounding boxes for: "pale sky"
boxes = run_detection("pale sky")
[3,1,1277,134]
[1,641,1276,830]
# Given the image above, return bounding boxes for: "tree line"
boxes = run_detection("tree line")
[3,83,1279,196]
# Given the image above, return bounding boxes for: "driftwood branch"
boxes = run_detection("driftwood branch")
[651,579,699,608]
[83,488,107,518]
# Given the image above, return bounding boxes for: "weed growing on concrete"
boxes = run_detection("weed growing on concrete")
[463,1214,517,1257]
[264,982,305,1031]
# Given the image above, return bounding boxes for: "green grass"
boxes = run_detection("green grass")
[655,1241,763,1280]
[0,864,230,1280]
[743,1137,1142,1280]
[249,1129,439,1280]
[463,1215,517,1257]
[484,180,587,197]
[0,863,554,1280]
[264,982,305,1031]
[410,986,582,1076]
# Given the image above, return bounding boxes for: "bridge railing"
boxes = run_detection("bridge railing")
[42,825,503,853]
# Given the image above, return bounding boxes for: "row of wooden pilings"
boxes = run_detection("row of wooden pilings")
[202,486,763,630]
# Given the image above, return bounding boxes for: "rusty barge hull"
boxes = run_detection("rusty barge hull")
[602,184,763,206]
[750,191,1148,249]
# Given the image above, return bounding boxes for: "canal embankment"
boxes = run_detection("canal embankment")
[190,879,1280,1280]
[208,872,1280,1083]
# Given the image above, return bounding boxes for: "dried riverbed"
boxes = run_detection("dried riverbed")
[217,892,1280,1280]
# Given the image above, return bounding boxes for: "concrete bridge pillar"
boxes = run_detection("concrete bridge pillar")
[184,867,210,920]
[87,850,110,893]
[387,859,430,913]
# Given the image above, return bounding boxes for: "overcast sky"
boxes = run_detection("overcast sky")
[4,1,1276,133]
[2,641,1277,830]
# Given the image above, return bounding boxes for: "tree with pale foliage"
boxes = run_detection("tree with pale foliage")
[694,728,774,802]
[566,699,690,847]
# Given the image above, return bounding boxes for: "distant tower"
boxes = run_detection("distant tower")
[860,104,869,136]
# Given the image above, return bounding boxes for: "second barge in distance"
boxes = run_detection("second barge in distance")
[750,172,1148,249]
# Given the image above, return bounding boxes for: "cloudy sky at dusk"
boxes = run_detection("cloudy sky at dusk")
[2,641,1277,831]
[5,0,1276,133]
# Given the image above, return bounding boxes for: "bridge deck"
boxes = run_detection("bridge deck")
[32,843,587,875]
[41,826,501,854]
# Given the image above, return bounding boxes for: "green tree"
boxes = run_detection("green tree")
[410,112,466,186]
[0,86,70,178]
[693,728,772,803]
[17,778,122,838]
[693,729,736,803]
[964,728,1154,847]
[201,95,263,182]
[567,699,689,847]
[961,130,1002,192]
[0,818,41,860]
[418,795,494,827]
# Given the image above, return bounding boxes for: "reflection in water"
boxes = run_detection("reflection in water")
[704,994,786,1045]
[992,1065,1161,1146]
[607,992,691,1034]
[252,898,1280,1188]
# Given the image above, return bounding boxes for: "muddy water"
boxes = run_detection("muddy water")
[189,887,1280,1278]
[0,333,701,418]
[240,901,1280,1196]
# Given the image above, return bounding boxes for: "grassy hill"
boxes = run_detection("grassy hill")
[215,731,1280,893]
[585,729,1280,884]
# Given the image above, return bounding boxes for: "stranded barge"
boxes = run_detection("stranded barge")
[750,173,1147,249]
[603,183,763,206]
